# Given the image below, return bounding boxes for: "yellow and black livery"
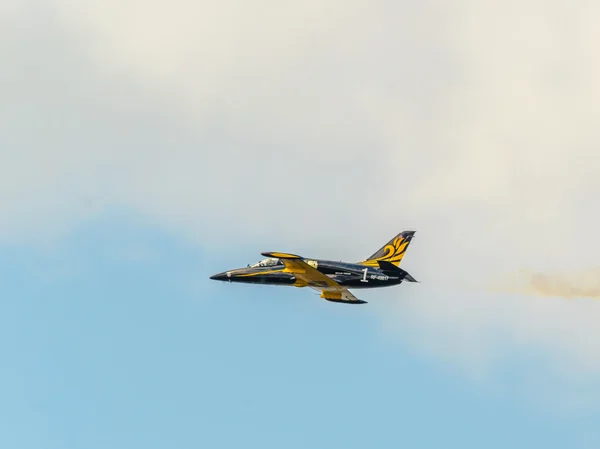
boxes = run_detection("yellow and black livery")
[210,231,417,305]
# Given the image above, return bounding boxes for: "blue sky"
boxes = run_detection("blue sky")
[3,1,600,447]
[1,216,599,449]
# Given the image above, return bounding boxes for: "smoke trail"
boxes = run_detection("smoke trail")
[491,268,600,299]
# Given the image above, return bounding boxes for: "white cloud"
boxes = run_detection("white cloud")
[3,0,600,394]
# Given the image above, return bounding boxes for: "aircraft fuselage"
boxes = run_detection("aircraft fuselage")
[210,259,404,289]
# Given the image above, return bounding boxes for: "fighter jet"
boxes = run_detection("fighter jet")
[210,230,418,304]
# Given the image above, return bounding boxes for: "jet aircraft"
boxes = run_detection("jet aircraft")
[210,230,418,304]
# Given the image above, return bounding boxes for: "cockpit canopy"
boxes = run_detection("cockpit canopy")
[249,257,282,268]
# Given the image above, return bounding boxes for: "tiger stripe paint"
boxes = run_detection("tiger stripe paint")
[359,231,415,267]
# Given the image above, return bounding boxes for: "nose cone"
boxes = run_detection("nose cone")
[210,271,229,281]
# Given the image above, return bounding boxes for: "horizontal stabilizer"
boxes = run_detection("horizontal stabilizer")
[402,272,418,283]
[377,260,418,282]
[377,260,400,273]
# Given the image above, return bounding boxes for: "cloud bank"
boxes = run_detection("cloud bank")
[3,0,600,390]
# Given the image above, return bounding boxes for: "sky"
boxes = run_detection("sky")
[2,0,600,447]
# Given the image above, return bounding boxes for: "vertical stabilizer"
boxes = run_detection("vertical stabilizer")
[360,231,416,267]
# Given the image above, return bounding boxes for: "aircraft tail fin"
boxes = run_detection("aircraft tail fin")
[360,230,416,267]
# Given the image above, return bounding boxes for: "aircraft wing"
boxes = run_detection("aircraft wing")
[261,252,366,304]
